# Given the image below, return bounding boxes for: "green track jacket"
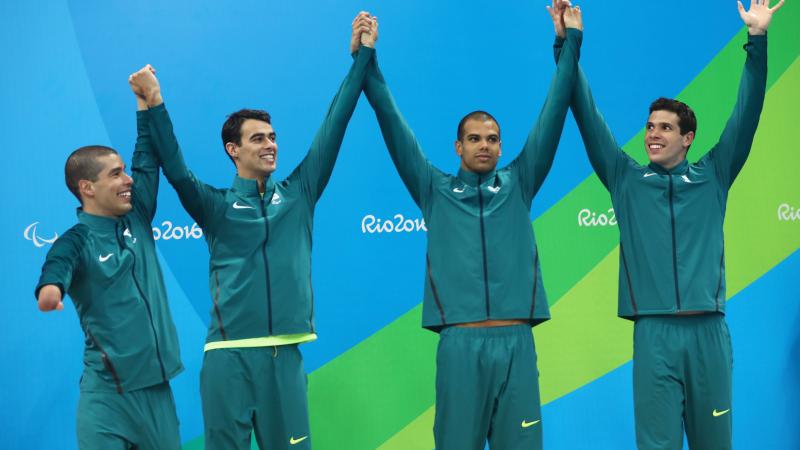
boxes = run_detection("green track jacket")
[363,30,582,331]
[147,46,374,343]
[558,34,767,317]
[35,111,183,393]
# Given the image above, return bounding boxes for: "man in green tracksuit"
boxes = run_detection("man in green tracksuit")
[34,70,183,450]
[127,14,375,450]
[549,0,783,448]
[355,7,583,450]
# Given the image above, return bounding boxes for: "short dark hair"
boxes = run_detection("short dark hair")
[457,110,500,141]
[221,109,272,165]
[64,145,119,203]
[649,97,697,137]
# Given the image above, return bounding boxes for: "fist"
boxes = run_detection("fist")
[38,284,64,312]
[360,15,378,48]
[128,64,161,105]
[563,4,582,31]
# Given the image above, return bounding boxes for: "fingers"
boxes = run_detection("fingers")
[771,0,785,12]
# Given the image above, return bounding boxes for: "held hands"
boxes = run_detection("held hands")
[738,0,784,35]
[350,11,378,54]
[128,64,163,107]
[38,284,64,312]
[547,0,582,38]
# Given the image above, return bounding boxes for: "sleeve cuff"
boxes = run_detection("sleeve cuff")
[566,27,583,45]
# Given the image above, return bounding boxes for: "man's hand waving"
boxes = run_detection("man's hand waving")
[738,0,784,35]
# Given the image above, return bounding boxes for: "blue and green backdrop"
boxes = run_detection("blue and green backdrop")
[2,1,798,449]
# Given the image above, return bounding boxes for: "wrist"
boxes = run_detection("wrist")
[146,91,164,108]
[135,96,148,111]
[748,26,766,35]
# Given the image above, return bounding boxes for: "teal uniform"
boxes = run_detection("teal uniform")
[35,111,183,449]
[558,34,767,449]
[363,30,582,449]
[147,46,374,450]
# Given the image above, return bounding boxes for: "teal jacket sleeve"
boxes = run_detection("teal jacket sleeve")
[361,49,434,208]
[702,34,767,188]
[554,35,632,192]
[287,46,374,203]
[34,225,89,300]
[147,103,224,230]
[509,28,582,203]
[130,110,160,222]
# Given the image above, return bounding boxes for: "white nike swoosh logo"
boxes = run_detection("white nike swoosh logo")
[289,435,308,445]
[232,201,254,209]
[712,408,730,417]
[681,175,692,183]
[487,186,501,193]
[98,253,113,262]
[643,172,657,178]
[521,419,540,428]
[452,186,465,193]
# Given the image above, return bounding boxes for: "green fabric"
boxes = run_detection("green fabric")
[559,34,768,317]
[362,29,582,331]
[146,46,374,342]
[434,325,542,450]
[35,111,183,394]
[633,314,732,450]
[200,346,310,450]
[76,382,181,450]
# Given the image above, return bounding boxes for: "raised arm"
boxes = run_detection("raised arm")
[704,0,780,187]
[550,0,629,191]
[34,226,88,312]
[127,66,160,222]
[287,12,375,203]
[357,15,434,207]
[509,4,582,202]
[129,66,222,228]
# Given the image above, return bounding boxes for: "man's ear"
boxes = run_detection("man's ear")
[225,142,239,160]
[682,131,695,150]
[78,179,94,200]
[454,139,463,157]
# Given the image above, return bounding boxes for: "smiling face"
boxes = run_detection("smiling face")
[79,153,133,217]
[645,110,694,170]
[226,119,278,180]
[455,118,502,174]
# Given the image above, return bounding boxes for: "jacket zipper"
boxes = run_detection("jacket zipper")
[213,271,227,339]
[667,175,682,311]
[477,175,491,317]
[260,191,274,335]
[122,225,167,381]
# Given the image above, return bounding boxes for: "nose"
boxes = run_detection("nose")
[122,172,133,185]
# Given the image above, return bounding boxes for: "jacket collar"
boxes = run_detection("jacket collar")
[231,175,275,198]
[77,208,121,232]
[648,159,689,175]
[457,167,497,187]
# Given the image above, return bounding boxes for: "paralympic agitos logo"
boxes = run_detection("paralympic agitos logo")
[23,222,59,247]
